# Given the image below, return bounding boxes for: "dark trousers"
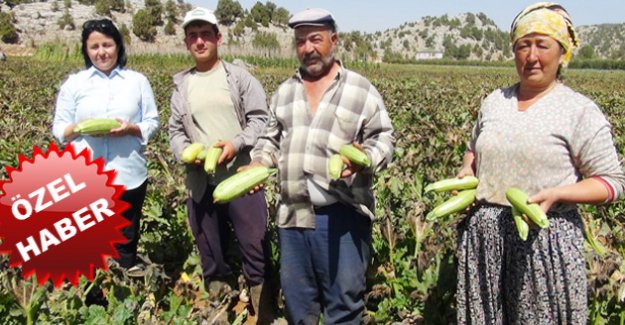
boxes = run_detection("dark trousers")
[115,181,147,268]
[279,203,372,324]
[187,186,270,285]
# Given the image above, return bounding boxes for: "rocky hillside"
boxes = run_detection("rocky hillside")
[1,0,193,56]
[356,14,625,62]
[1,0,624,61]
[577,24,625,59]
[367,13,512,62]
[0,0,300,57]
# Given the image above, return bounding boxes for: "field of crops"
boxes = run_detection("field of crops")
[2,56,625,324]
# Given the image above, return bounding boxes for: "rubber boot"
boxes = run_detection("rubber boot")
[205,278,235,324]
[248,283,276,325]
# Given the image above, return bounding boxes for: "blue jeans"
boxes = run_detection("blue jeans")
[279,203,372,324]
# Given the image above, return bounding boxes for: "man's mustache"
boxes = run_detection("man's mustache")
[303,52,322,64]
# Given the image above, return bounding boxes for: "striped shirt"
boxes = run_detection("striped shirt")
[252,63,395,228]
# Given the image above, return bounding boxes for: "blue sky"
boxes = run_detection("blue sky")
[188,0,625,33]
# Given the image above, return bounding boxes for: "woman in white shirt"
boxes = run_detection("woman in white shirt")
[52,19,159,276]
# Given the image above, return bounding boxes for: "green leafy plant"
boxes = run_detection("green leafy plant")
[1,56,625,323]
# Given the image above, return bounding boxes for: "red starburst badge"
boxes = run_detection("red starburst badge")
[0,142,130,287]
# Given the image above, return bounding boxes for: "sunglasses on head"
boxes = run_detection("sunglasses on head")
[83,19,114,30]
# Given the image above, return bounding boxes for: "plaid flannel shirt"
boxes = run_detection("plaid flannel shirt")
[251,63,394,228]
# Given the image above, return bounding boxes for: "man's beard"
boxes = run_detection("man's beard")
[300,50,335,78]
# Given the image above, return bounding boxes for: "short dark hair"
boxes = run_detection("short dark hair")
[184,20,219,36]
[81,19,127,69]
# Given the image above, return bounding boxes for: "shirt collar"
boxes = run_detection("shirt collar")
[88,65,124,79]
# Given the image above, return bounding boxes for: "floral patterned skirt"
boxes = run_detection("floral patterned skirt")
[456,204,587,325]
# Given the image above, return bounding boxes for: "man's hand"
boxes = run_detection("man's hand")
[238,162,265,194]
[340,142,365,178]
[214,140,236,165]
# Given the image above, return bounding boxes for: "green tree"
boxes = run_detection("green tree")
[252,31,279,56]
[265,1,276,21]
[110,0,125,13]
[449,18,461,29]
[273,7,289,26]
[503,45,512,58]
[95,0,112,16]
[473,43,483,58]
[465,13,475,26]
[477,12,495,26]
[578,45,595,59]
[243,14,257,30]
[215,0,243,26]
[119,23,131,45]
[64,0,72,9]
[456,44,471,59]
[57,8,75,30]
[443,35,471,60]
[165,0,178,23]
[250,1,270,27]
[403,39,410,50]
[341,31,375,61]
[178,0,192,14]
[144,0,163,26]
[0,12,19,44]
[383,48,403,63]
[425,36,434,48]
[132,8,156,41]
[471,27,483,41]
[164,20,175,35]
[232,19,245,37]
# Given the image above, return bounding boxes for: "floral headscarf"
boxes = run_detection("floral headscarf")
[510,2,580,67]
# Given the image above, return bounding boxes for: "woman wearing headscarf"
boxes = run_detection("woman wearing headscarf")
[455,2,625,324]
[52,19,159,277]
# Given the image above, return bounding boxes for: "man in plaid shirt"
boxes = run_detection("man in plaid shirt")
[250,8,394,324]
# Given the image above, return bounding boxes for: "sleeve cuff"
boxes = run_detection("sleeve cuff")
[232,137,244,152]
[593,176,616,203]
[251,152,273,167]
[138,123,150,145]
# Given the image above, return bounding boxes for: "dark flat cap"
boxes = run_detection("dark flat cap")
[288,8,336,29]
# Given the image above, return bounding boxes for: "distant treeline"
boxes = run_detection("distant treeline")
[569,59,625,70]
[29,42,625,71]
[381,57,625,71]
[382,57,515,68]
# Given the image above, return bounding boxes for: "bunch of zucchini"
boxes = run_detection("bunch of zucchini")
[424,176,479,221]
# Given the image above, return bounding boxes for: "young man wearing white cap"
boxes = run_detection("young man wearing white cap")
[168,7,274,323]
[250,7,395,324]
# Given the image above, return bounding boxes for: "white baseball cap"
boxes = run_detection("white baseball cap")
[182,7,218,29]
